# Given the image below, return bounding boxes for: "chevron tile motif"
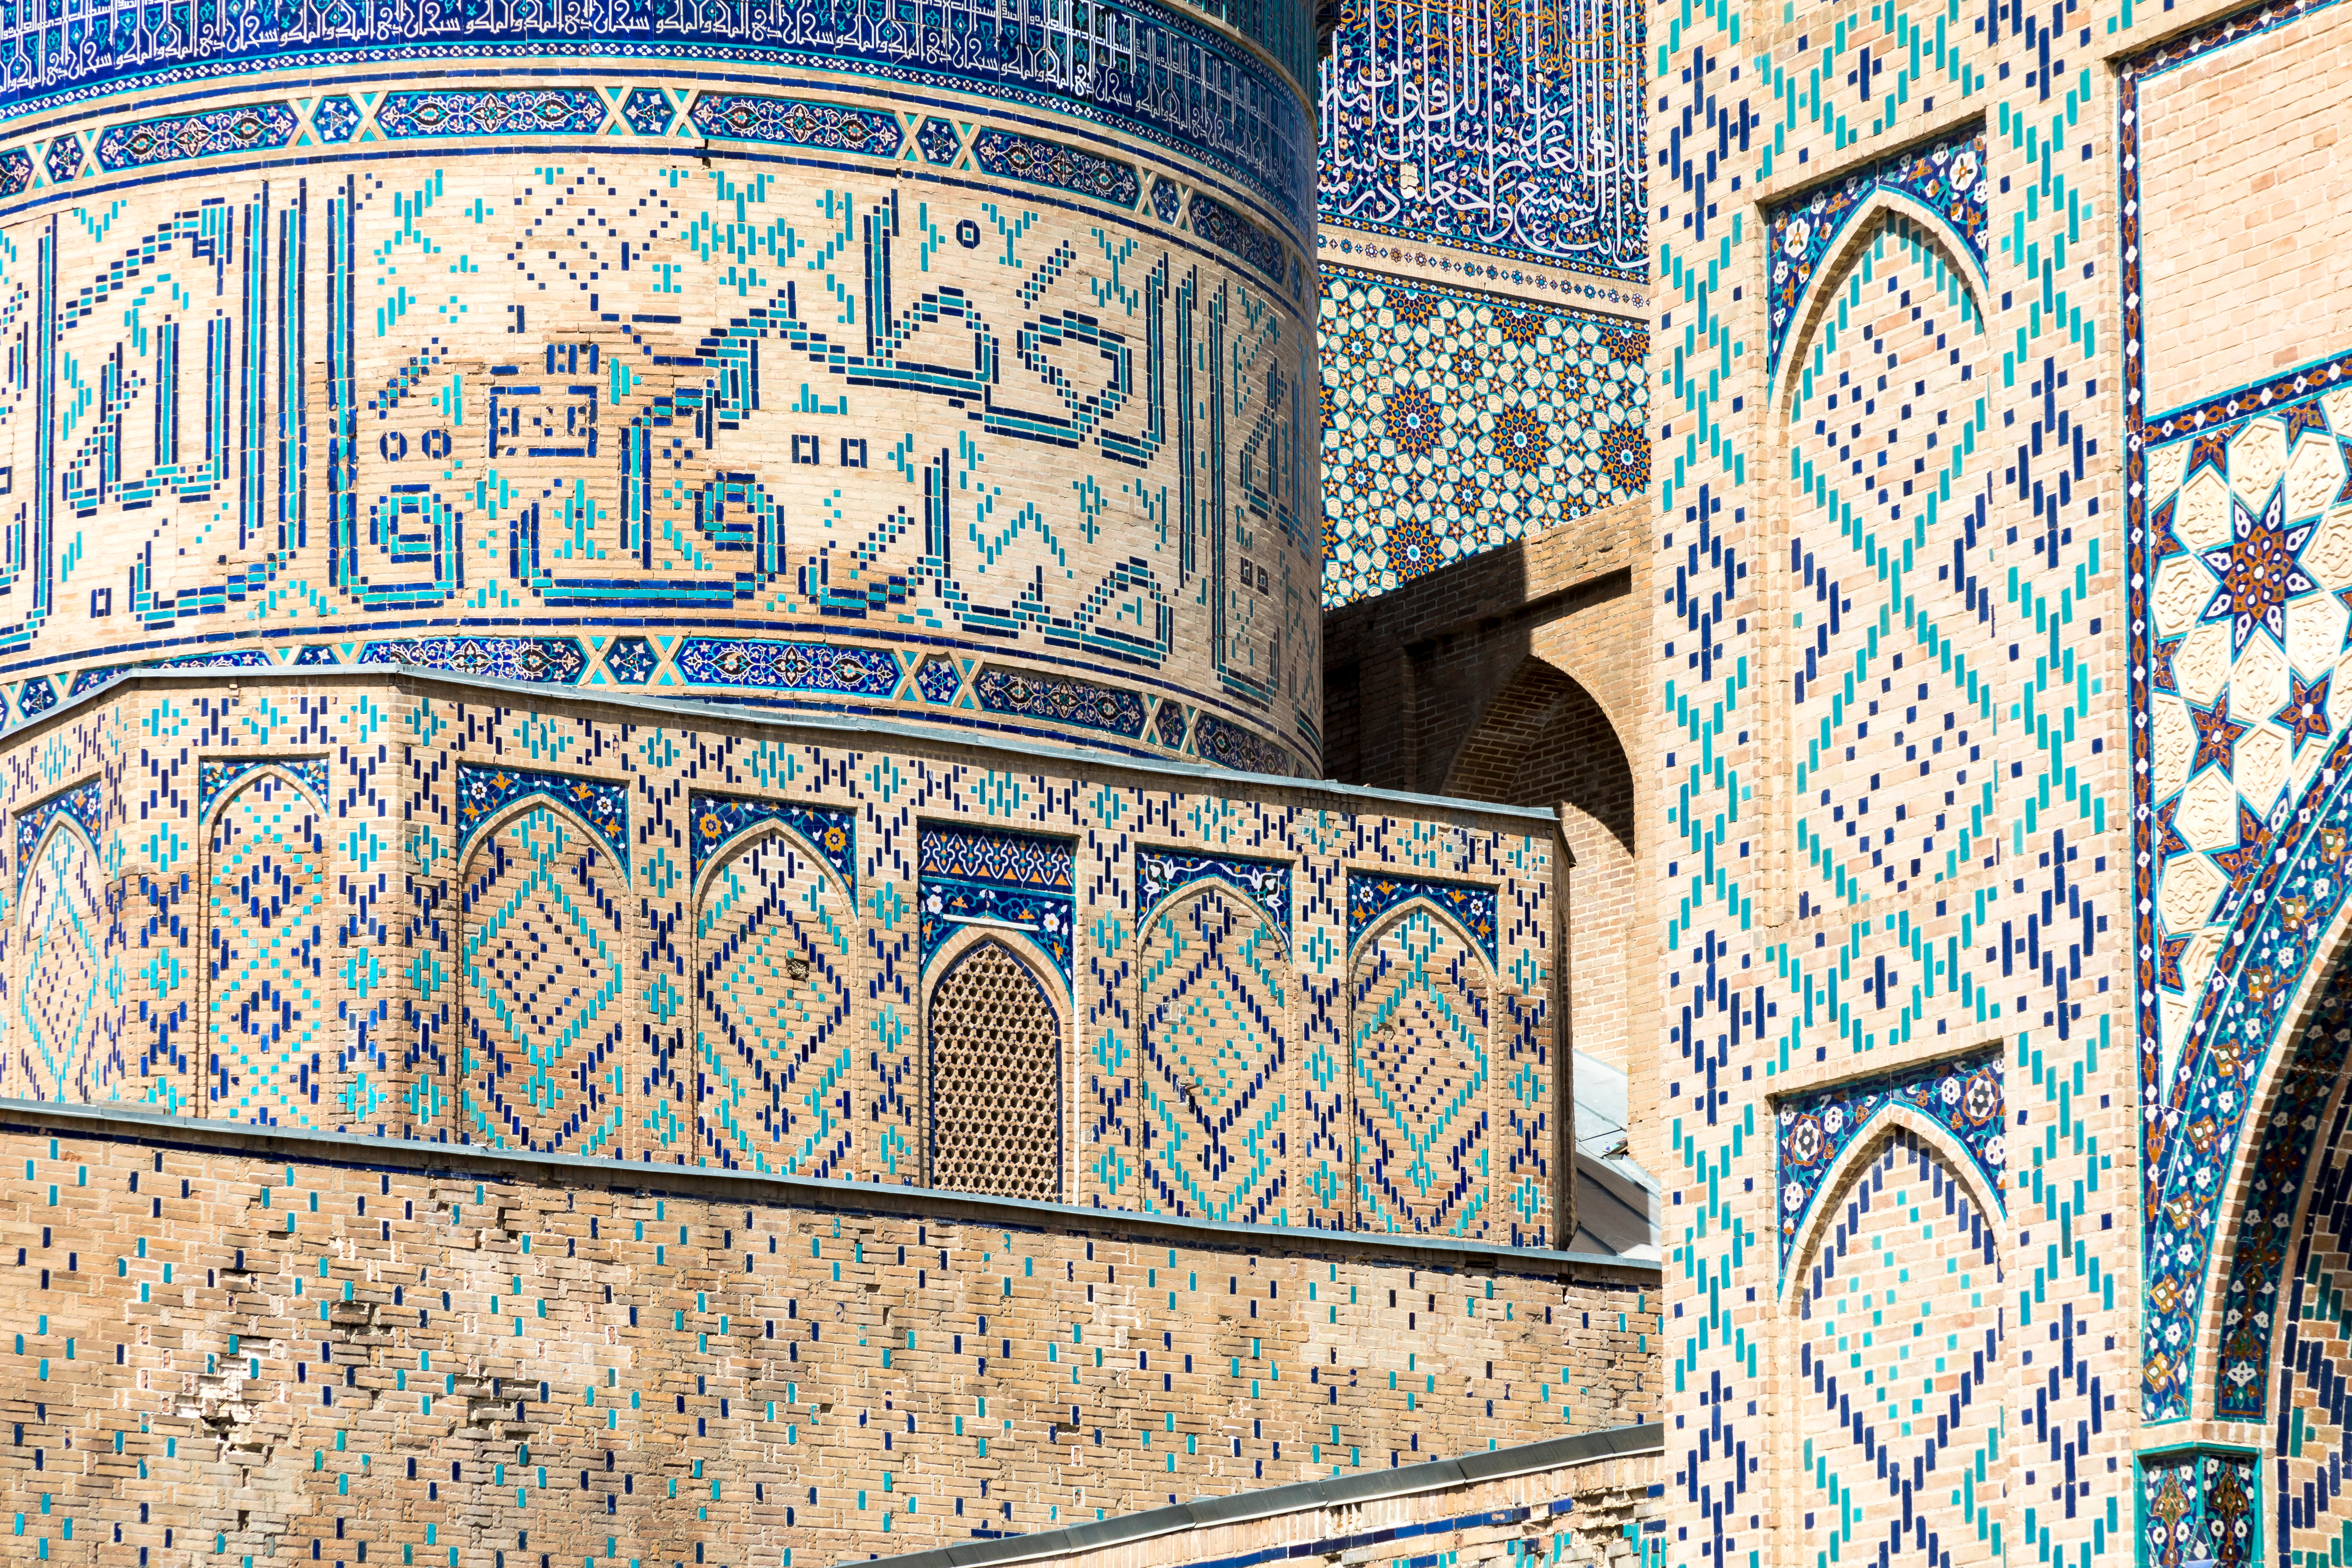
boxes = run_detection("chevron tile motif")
[1796,1131,2002,1568]
[1350,906,1490,1236]
[1137,884,1289,1224]
[694,831,855,1175]
[459,805,626,1156]
[12,818,107,1101]
[203,772,329,1126]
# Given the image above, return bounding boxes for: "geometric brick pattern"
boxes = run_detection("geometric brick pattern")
[1653,0,2120,1522]
[1137,882,1289,1223]
[1784,222,1996,923]
[458,804,627,1157]
[1351,905,1490,1236]
[927,938,1063,1201]
[202,768,329,1126]
[694,828,855,1176]
[11,811,108,1101]
[4,671,1565,1243]
[1796,1131,2003,1568]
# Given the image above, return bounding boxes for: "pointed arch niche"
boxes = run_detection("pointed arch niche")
[689,797,858,1177]
[199,759,333,1128]
[453,763,631,1157]
[1133,849,1295,1225]
[9,779,114,1103]
[1763,131,1999,928]
[1345,871,1498,1237]
[1777,1118,2007,1568]
[924,926,1068,1203]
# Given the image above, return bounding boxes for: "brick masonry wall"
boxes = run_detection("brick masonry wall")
[895,1437,1665,1568]
[0,1106,1661,1566]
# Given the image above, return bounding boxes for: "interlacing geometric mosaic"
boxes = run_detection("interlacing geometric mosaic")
[1318,267,1650,606]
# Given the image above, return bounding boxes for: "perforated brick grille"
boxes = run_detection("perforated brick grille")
[928,942,1061,1201]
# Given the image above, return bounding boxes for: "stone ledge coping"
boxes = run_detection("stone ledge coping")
[0,1097,1661,1282]
[10,662,1564,830]
[840,1423,1666,1568]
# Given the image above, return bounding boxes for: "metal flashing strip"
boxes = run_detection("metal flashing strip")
[843,1424,1666,1568]
[0,1098,1659,1279]
[11,661,1565,829]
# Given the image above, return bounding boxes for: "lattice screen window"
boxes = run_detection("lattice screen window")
[928,942,1062,1201]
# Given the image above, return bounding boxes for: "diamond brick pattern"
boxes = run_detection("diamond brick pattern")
[204,772,329,1126]
[13,817,107,1101]
[459,805,627,1156]
[1796,1132,2002,1568]
[1350,906,1489,1236]
[1138,885,1289,1223]
[694,831,855,1175]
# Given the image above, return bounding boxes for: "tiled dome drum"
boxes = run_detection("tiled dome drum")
[0,0,1325,775]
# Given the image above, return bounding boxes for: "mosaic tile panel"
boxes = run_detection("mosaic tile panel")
[1764,129,1990,379]
[972,665,1148,739]
[2139,1448,2257,1568]
[356,636,589,683]
[94,101,298,170]
[1773,1047,2004,1269]
[453,763,629,875]
[2128,342,2352,1418]
[2209,948,2352,1421]
[196,756,328,818]
[687,93,903,154]
[1319,267,1647,607]
[458,804,628,1156]
[1346,870,1498,965]
[203,772,330,1127]
[374,88,605,137]
[1136,847,1291,935]
[688,793,855,887]
[969,128,1140,206]
[693,830,855,1175]
[13,779,104,897]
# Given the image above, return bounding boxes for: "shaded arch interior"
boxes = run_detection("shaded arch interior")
[1441,654,1633,854]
